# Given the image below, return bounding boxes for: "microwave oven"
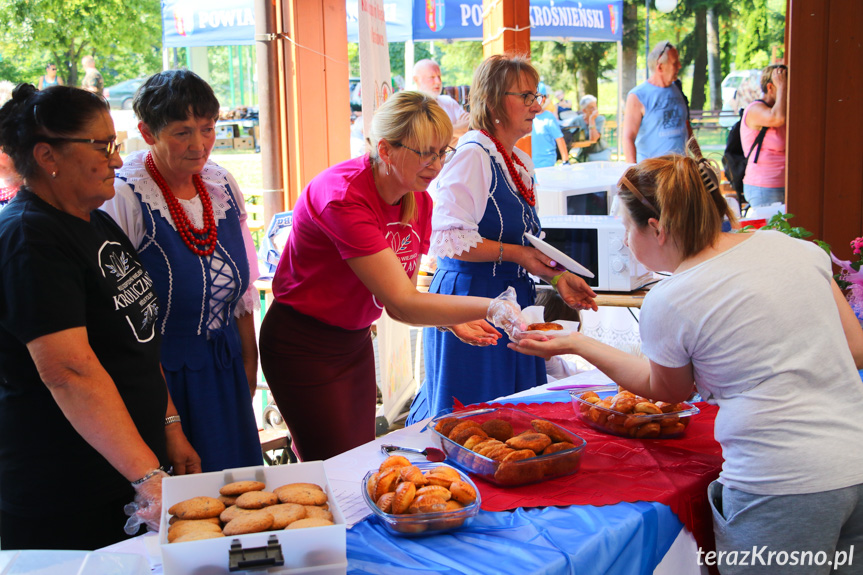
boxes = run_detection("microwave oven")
[539,215,653,292]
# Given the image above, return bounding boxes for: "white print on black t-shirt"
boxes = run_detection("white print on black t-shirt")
[97,240,158,343]
[372,223,422,311]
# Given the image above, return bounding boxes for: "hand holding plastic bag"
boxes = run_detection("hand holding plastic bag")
[486,286,527,340]
[124,468,169,535]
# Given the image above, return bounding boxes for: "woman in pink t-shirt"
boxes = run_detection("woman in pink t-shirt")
[258,92,592,461]
[741,65,787,207]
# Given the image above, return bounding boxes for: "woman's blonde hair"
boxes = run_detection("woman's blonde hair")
[469,54,539,133]
[617,152,737,259]
[368,91,453,224]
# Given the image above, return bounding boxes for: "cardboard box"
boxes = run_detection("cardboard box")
[160,462,346,575]
[233,137,255,150]
[216,124,237,139]
[213,137,234,150]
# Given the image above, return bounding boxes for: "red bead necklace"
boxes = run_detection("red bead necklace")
[145,152,218,256]
[481,129,536,206]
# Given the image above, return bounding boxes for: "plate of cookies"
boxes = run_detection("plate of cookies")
[160,462,346,574]
[427,407,586,487]
[361,458,481,536]
[521,305,578,337]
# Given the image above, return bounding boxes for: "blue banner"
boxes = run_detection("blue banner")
[162,0,255,48]
[412,0,622,42]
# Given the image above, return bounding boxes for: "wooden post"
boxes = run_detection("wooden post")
[280,0,351,209]
[482,0,532,155]
[785,0,863,261]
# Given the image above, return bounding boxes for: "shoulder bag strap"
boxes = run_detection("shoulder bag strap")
[746,99,769,164]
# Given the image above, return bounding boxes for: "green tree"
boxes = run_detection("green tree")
[0,0,162,89]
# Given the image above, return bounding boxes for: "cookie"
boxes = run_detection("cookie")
[168,496,225,520]
[220,480,266,496]
[218,494,238,506]
[220,504,264,524]
[275,482,323,492]
[275,484,328,505]
[302,505,334,522]
[223,511,275,536]
[286,517,334,529]
[167,520,223,543]
[236,490,279,509]
[169,515,221,526]
[172,530,226,543]
[264,503,306,529]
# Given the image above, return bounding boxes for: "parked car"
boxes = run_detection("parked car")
[719,69,761,127]
[350,76,362,112]
[103,77,146,110]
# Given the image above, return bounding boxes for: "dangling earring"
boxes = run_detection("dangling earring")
[385,163,390,176]
[51,171,57,179]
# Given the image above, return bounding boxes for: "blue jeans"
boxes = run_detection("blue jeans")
[744,183,785,207]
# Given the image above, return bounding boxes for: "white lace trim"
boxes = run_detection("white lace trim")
[459,130,534,196]
[235,286,260,317]
[119,151,235,231]
[429,228,483,259]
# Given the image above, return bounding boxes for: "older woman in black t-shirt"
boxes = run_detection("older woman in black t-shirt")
[0,84,200,550]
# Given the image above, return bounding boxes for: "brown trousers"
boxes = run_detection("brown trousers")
[259,301,376,461]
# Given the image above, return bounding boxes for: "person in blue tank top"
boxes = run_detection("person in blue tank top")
[102,71,263,472]
[530,83,568,168]
[406,55,597,425]
[622,41,699,163]
[37,63,64,90]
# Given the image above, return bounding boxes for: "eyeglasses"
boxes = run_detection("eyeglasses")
[505,92,547,107]
[42,137,120,159]
[395,143,455,166]
[656,42,673,65]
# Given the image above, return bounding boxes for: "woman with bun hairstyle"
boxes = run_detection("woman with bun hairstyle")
[259,91,527,462]
[0,85,199,550]
[511,154,863,569]
[406,54,597,425]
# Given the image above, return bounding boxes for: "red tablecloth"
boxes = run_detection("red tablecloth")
[455,399,723,552]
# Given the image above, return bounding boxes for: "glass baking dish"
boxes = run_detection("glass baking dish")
[426,407,586,487]
[570,388,700,439]
[361,462,480,536]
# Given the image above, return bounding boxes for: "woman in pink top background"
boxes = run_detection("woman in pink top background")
[741,65,787,207]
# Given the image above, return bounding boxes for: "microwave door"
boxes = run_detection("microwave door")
[541,228,600,289]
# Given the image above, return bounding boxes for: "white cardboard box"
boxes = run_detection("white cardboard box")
[160,462,347,575]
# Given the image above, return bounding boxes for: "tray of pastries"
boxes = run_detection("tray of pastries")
[426,407,586,487]
[570,387,699,439]
[362,459,480,536]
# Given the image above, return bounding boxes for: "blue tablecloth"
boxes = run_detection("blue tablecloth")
[347,502,682,575]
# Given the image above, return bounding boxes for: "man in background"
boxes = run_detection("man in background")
[622,41,699,163]
[531,84,568,168]
[412,59,469,146]
[80,55,104,95]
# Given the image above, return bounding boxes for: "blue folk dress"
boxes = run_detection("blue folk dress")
[109,154,262,472]
[407,139,546,424]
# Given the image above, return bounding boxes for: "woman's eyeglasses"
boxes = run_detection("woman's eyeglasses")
[505,92,547,107]
[42,137,120,159]
[395,143,455,166]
